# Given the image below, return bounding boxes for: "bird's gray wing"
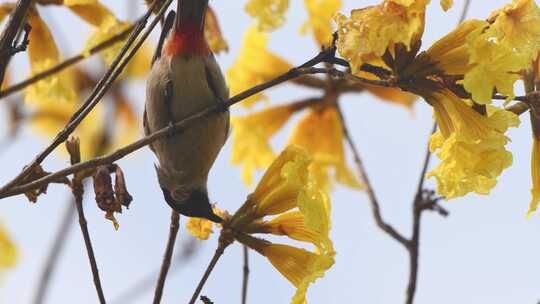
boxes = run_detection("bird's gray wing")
[204,55,230,140]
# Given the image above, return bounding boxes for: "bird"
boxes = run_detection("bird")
[144,0,229,223]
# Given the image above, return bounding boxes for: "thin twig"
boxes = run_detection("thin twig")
[72,178,107,304]
[404,2,471,302]
[110,238,198,304]
[336,104,409,248]
[0,50,337,199]
[153,211,180,304]
[241,246,249,304]
[32,198,76,304]
[0,23,135,99]
[0,0,32,84]
[0,0,172,195]
[405,123,437,304]
[188,243,228,304]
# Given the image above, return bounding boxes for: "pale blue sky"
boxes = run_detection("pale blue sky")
[1,1,540,304]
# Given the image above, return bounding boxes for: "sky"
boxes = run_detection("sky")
[1,1,540,304]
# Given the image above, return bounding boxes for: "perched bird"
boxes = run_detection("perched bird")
[144,0,229,223]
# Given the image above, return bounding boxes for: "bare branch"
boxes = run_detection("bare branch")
[0,23,134,99]
[188,243,228,304]
[32,198,76,304]
[153,211,180,304]
[241,246,249,304]
[67,149,107,304]
[0,0,32,84]
[0,0,172,196]
[0,50,337,199]
[336,104,410,248]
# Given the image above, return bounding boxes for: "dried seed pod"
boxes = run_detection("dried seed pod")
[93,166,121,230]
[114,166,133,208]
[22,165,69,203]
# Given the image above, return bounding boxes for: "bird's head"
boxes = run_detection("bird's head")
[163,0,210,57]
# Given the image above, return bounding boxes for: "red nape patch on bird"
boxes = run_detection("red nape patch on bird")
[163,23,210,57]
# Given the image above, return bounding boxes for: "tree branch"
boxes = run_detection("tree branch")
[241,246,249,304]
[0,0,172,196]
[0,23,135,99]
[0,0,32,85]
[336,104,410,248]
[32,197,76,304]
[188,243,228,304]
[153,211,180,304]
[72,175,107,304]
[0,50,338,200]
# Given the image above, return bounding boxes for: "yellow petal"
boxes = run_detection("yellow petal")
[251,146,312,216]
[289,107,362,191]
[464,27,529,104]
[261,243,334,304]
[425,19,488,76]
[440,0,453,11]
[25,11,77,105]
[30,79,106,160]
[426,90,519,198]
[205,6,228,54]
[301,0,341,47]
[335,0,428,72]
[487,0,540,63]
[527,138,540,217]
[0,3,14,22]
[0,224,17,269]
[186,217,214,240]
[226,26,292,107]
[245,0,289,31]
[231,105,295,185]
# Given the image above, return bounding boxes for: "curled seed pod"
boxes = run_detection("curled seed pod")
[114,166,133,209]
[93,166,121,230]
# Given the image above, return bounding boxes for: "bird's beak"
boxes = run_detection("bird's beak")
[176,0,209,31]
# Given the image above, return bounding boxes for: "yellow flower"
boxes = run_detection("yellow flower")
[440,0,453,11]
[424,20,488,76]
[29,74,106,160]
[426,90,519,199]
[226,26,292,107]
[487,0,540,63]
[71,3,130,64]
[419,2,537,104]
[463,25,529,104]
[242,240,334,304]
[231,105,295,185]
[289,107,363,191]
[0,224,17,280]
[25,10,77,105]
[185,208,227,240]
[527,138,540,217]
[231,146,334,303]
[245,0,289,31]
[248,145,312,218]
[335,0,429,72]
[205,7,229,54]
[186,217,214,240]
[301,0,342,46]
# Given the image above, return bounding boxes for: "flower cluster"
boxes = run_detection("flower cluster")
[336,0,540,211]
[187,146,335,304]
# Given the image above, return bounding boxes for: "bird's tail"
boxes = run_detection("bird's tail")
[176,0,209,31]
